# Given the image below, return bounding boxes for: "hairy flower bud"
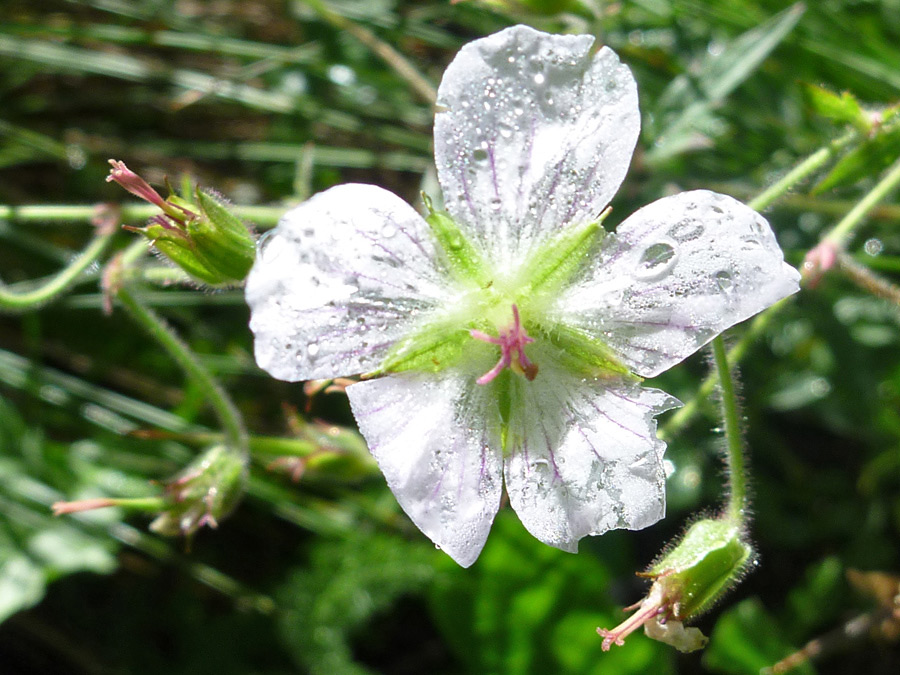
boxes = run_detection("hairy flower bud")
[149,445,246,537]
[107,160,255,285]
[598,518,753,652]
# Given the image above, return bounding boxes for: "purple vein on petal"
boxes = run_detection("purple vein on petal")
[585,392,645,441]
[515,115,538,229]
[458,158,480,235]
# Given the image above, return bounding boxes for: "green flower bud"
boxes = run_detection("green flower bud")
[150,445,247,537]
[107,160,256,286]
[598,518,753,653]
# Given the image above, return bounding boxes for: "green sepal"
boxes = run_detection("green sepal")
[536,322,633,379]
[423,194,491,287]
[373,322,472,376]
[519,217,606,298]
[649,519,752,619]
[152,239,224,285]
[189,190,257,282]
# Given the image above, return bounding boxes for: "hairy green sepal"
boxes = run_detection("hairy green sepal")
[423,194,491,287]
[373,323,472,376]
[649,519,752,619]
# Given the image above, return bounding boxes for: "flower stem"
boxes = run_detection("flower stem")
[664,132,899,441]
[837,251,900,305]
[0,203,284,227]
[748,130,858,212]
[822,155,900,248]
[115,286,248,455]
[711,336,747,524]
[0,225,115,313]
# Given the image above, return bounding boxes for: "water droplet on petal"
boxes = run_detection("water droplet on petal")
[636,241,678,280]
[257,229,276,256]
[381,224,396,238]
[473,148,488,162]
[533,72,546,85]
[668,219,705,242]
[715,270,734,292]
[307,343,320,357]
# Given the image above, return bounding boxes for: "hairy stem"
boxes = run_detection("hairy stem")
[711,336,748,524]
[0,226,115,313]
[822,155,900,248]
[748,130,857,212]
[116,286,248,455]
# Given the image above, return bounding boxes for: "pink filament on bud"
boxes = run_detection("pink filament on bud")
[106,159,169,210]
[470,304,538,385]
[597,585,670,651]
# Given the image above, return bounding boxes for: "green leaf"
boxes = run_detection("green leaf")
[647,3,805,163]
[277,530,438,675]
[805,84,870,132]
[814,123,900,193]
[703,598,813,675]
[429,512,673,675]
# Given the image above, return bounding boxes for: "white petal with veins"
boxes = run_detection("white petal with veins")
[552,190,800,378]
[434,24,639,270]
[503,352,680,552]
[246,184,453,381]
[347,371,503,568]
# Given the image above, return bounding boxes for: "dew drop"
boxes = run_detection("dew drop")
[533,72,546,85]
[668,219,705,242]
[257,229,277,255]
[715,270,734,293]
[635,241,678,280]
[473,148,488,162]
[307,343,320,357]
[381,224,396,238]
[499,125,513,139]
[864,238,883,256]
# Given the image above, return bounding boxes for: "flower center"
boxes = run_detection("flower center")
[470,304,538,385]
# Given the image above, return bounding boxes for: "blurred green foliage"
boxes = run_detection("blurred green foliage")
[2,0,900,673]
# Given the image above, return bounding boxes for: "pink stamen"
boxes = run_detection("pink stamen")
[597,586,669,651]
[106,159,169,210]
[471,304,538,385]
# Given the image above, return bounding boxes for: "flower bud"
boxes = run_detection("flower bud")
[598,518,753,653]
[149,445,247,537]
[107,160,255,285]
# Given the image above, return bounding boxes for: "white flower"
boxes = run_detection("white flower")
[245,25,800,567]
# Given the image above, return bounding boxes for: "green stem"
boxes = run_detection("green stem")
[0,203,285,228]
[115,286,248,455]
[711,336,747,524]
[838,252,900,305]
[823,155,900,248]
[660,298,785,441]
[0,226,115,313]
[748,130,857,212]
[664,131,887,440]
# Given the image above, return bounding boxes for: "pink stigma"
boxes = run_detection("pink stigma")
[470,304,538,385]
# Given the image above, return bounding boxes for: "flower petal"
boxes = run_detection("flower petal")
[552,190,801,378]
[434,25,639,268]
[503,356,679,552]
[246,184,452,381]
[347,371,503,567]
